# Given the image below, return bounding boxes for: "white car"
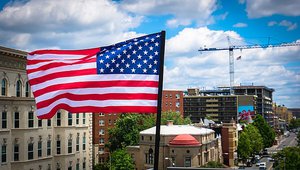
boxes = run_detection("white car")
[259,162,266,170]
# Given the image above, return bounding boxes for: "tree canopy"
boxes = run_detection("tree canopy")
[243,124,263,154]
[237,130,252,162]
[272,147,300,170]
[253,114,276,148]
[110,149,135,170]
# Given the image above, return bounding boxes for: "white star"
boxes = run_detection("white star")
[137,55,142,59]
[121,59,125,63]
[131,68,136,73]
[116,63,120,68]
[145,37,149,39]
[127,54,131,59]
[143,68,147,73]
[131,59,136,64]
[155,42,159,47]
[129,45,132,49]
[137,64,142,68]
[134,38,138,41]
[154,60,158,64]
[99,59,104,63]
[100,68,104,73]
[105,63,110,68]
[151,38,155,42]
[153,69,157,73]
[156,35,160,38]
[120,68,124,72]
[154,51,158,55]
[117,47,121,50]
[110,68,114,72]
[149,55,153,59]
[100,54,104,56]
[123,49,127,54]
[134,41,139,45]
[111,51,115,54]
[117,54,121,58]
[106,55,110,59]
[111,59,116,63]
[132,50,137,54]
[144,50,148,55]
[148,64,152,68]
[149,46,153,51]
[126,63,130,68]
[143,59,148,64]
[138,46,142,50]
[145,42,149,46]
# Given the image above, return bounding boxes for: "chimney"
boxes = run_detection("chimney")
[166,120,173,126]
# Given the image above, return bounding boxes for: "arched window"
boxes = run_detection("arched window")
[149,148,153,164]
[1,79,7,96]
[25,81,30,97]
[16,80,22,97]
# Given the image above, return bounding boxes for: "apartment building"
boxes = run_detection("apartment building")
[0,46,92,170]
[162,90,184,115]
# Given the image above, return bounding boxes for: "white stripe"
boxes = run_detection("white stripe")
[28,62,96,80]
[31,74,159,93]
[36,87,158,103]
[37,99,157,116]
[27,59,83,70]
[27,54,90,60]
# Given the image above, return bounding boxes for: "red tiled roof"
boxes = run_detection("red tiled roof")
[169,134,200,146]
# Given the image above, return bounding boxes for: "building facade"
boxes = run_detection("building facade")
[0,46,92,170]
[162,90,184,115]
[127,122,222,170]
[183,88,256,123]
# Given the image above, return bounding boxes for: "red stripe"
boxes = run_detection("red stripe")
[29,48,100,55]
[33,80,159,97]
[29,68,96,86]
[37,105,157,119]
[36,93,158,109]
[27,58,96,74]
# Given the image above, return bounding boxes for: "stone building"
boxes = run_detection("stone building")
[127,121,222,170]
[0,46,93,170]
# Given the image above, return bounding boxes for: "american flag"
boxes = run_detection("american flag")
[27,32,163,119]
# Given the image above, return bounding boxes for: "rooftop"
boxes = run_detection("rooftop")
[140,125,214,136]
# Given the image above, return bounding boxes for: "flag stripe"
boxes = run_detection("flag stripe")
[28,48,100,56]
[36,87,158,103]
[37,93,158,109]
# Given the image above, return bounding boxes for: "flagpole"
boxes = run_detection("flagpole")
[154,30,166,170]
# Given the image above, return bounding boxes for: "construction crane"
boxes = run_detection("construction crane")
[199,37,300,94]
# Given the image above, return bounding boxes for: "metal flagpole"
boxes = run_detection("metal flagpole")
[153,30,166,170]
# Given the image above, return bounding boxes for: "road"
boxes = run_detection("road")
[239,132,297,170]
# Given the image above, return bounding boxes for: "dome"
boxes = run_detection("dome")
[169,134,200,146]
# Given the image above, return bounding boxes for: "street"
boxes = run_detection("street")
[239,132,297,170]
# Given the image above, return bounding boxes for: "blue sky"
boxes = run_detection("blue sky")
[0,0,299,108]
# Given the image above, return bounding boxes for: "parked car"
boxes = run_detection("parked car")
[256,160,261,166]
[259,162,266,170]
[268,157,275,162]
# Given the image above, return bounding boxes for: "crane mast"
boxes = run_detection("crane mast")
[199,41,300,95]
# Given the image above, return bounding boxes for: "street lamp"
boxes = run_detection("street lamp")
[165,157,175,167]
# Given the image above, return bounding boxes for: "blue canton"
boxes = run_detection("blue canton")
[96,32,161,75]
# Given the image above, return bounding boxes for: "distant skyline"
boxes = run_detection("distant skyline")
[0,0,299,107]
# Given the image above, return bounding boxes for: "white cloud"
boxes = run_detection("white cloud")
[119,0,217,28]
[243,0,300,18]
[267,20,297,31]
[0,0,142,50]
[233,23,248,28]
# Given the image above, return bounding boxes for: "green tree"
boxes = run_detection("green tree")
[237,131,252,164]
[94,163,109,170]
[111,149,135,170]
[161,111,192,125]
[289,119,300,130]
[253,114,276,148]
[273,147,300,170]
[244,124,264,155]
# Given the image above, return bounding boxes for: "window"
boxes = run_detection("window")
[68,161,72,170]
[76,113,79,125]
[2,111,7,129]
[99,138,104,144]
[176,93,180,99]
[99,120,104,126]
[47,140,51,156]
[14,143,19,161]
[150,136,152,141]
[76,133,80,152]
[76,161,80,170]
[56,111,61,126]
[99,129,104,135]
[56,138,61,155]
[68,112,72,126]
[28,111,34,128]
[83,157,86,170]
[25,81,30,97]
[99,113,104,116]
[28,143,34,160]
[68,137,72,153]
[14,112,20,128]
[184,157,191,167]
[83,133,86,150]
[141,136,144,140]
[56,163,61,170]
[38,119,42,127]
[176,102,180,108]
[146,148,153,164]
[1,79,7,96]
[1,144,6,163]
[83,113,86,125]
[38,140,42,157]
[16,80,22,97]
[47,119,51,127]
